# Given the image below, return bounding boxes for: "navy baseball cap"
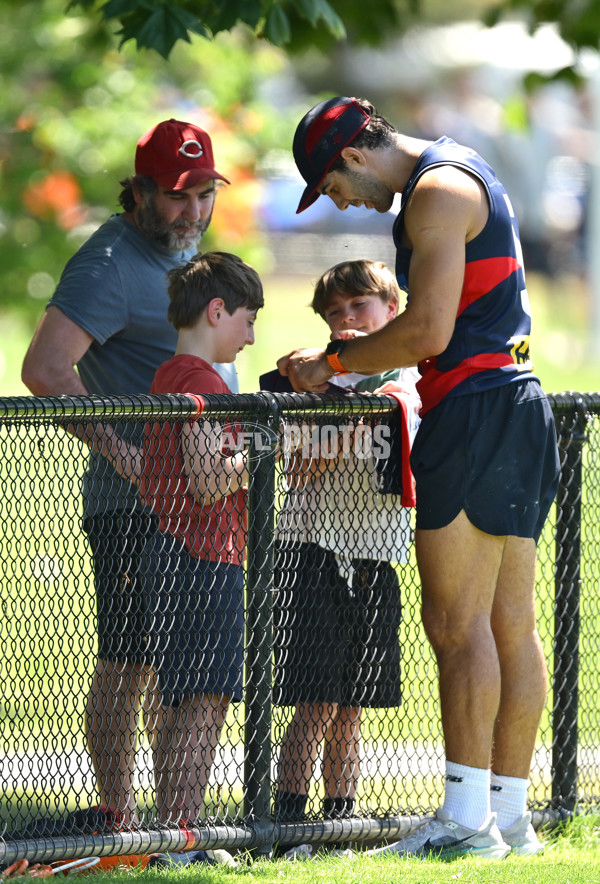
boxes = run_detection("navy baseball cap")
[293,97,370,214]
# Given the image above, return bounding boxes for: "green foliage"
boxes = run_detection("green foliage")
[0,0,298,328]
[64,0,600,59]
[486,0,600,52]
[67,0,414,57]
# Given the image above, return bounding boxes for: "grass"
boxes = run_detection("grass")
[64,815,600,883]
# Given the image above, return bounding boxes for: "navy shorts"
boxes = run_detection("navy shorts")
[273,541,402,707]
[410,380,560,541]
[148,532,245,708]
[84,509,158,665]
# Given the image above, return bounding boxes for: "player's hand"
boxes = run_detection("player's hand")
[277,348,333,392]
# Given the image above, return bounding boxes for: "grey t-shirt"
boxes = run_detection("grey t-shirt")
[49,213,237,517]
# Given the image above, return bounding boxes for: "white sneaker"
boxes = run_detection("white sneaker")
[326,846,355,859]
[500,812,545,856]
[367,809,511,860]
[281,843,313,861]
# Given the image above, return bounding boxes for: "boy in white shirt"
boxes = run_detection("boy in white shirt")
[272,259,420,857]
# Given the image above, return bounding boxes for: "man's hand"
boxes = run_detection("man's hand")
[277,348,333,392]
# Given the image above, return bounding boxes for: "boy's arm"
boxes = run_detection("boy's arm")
[182,419,248,503]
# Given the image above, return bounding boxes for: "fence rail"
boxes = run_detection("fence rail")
[0,390,598,865]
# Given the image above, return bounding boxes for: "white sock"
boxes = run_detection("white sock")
[441,761,491,830]
[490,772,528,829]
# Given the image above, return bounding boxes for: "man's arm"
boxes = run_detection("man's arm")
[21,305,93,396]
[278,165,485,392]
[21,305,137,473]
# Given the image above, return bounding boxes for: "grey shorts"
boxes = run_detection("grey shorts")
[410,380,560,541]
[84,509,158,665]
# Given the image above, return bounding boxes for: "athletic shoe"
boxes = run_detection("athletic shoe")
[203,848,239,867]
[146,848,238,868]
[326,846,355,859]
[278,843,355,861]
[500,812,545,856]
[280,843,313,861]
[367,809,511,860]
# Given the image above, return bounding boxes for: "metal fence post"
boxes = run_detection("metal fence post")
[552,400,587,815]
[243,405,279,854]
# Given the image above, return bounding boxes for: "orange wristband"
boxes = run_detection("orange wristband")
[326,351,348,375]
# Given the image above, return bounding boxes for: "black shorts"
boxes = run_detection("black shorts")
[411,380,560,542]
[273,541,402,707]
[84,509,158,665]
[147,532,244,708]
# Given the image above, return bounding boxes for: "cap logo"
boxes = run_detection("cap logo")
[179,139,204,159]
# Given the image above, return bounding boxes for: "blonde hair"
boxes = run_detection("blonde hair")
[311,259,399,319]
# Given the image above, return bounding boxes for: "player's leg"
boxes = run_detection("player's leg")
[486,534,548,854]
[417,510,504,770]
[368,511,510,859]
[491,534,547,777]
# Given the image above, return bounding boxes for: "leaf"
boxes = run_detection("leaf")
[103,0,155,16]
[115,5,207,57]
[315,0,345,40]
[212,0,263,33]
[295,0,320,27]
[263,4,291,45]
[66,0,96,10]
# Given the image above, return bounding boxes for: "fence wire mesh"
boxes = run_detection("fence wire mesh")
[0,390,598,864]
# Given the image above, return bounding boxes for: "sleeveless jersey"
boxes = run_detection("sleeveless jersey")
[393,137,537,416]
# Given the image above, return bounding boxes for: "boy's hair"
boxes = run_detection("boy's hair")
[167,251,264,330]
[311,259,399,320]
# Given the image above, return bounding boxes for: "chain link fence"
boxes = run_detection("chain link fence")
[0,390,598,865]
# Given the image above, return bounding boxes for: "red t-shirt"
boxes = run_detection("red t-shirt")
[139,354,246,565]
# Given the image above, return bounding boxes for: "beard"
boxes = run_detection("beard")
[135,198,213,252]
[343,166,395,213]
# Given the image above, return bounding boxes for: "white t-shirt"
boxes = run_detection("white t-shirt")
[276,367,420,565]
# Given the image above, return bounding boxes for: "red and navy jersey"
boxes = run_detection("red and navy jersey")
[393,137,537,416]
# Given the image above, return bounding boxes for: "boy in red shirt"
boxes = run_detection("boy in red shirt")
[138,252,263,829]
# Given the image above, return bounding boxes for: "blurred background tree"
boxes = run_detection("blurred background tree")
[0,0,303,323]
[68,0,600,58]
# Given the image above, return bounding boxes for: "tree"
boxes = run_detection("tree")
[0,0,297,325]
[69,0,419,57]
[486,0,600,54]
[69,0,600,59]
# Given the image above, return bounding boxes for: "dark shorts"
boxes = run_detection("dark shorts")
[273,541,402,707]
[411,380,560,542]
[148,532,245,708]
[84,509,158,665]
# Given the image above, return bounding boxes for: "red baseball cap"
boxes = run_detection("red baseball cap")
[135,118,230,190]
[293,97,370,213]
